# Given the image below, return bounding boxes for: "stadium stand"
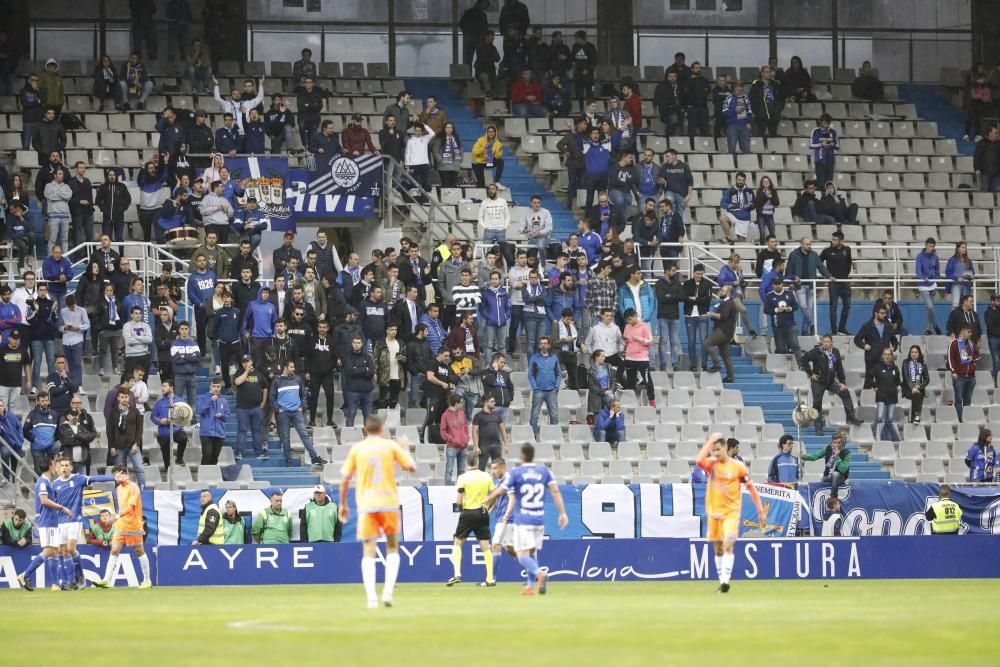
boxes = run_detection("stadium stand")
[0,3,995,525]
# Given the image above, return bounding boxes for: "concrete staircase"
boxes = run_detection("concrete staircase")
[404,78,578,238]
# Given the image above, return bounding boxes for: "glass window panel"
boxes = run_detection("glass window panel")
[771,0,830,28]
[246,0,388,22]
[323,31,390,66]
[708,33,769,69]
[636,33,707,71]
[35,27,97,62]
[841,37,874,73]
[911,38,972,83]
[869,34,911,82]
[633,0,769,27]
[105,28,134,61]
[777,35,833,73]
[395,0,451,23]
[251,29,323,66]
[395,30,454,77]
[838,0,971,30]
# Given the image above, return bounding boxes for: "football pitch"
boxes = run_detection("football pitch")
[5,579,992,665]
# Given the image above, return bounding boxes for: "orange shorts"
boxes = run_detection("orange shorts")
[112,533,143,547]
[357,511,400,541]
[707,512,740,541]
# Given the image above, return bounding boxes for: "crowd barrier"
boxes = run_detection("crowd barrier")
[2,536,998,588]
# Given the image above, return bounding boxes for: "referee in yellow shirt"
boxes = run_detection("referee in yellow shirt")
[446,452,497,587]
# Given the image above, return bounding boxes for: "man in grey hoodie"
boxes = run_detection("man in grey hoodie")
[43,167,72,254]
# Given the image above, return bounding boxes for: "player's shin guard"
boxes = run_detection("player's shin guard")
[484,549,494,582]
[138,554,151,583]
[715,555,723,582]
[384,552,400,599]
[73,554,83,583]
[721,553,734,585]
[361,557,378,603]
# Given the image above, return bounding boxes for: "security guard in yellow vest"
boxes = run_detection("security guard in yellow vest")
[925,484,963,535]
[195,490,225,545]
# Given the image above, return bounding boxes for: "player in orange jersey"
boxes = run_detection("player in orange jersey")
[94,465,152,589]
[696,432,766,593]
[339,414,417,608]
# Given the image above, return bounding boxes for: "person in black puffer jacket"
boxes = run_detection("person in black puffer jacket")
[95,169,132,242]
[342,336,375,427]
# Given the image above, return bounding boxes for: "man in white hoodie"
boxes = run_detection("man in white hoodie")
[200,180,234,241]
[44,168,73,254]
[478,183,510,246]
[212,75,265,135]
[403,122,435,192]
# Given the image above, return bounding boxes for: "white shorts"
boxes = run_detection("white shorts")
[38,526,61,548]
[492,521,515,548]
[512,524,545,553]
[719,211,751,238]
[60,522,83,545]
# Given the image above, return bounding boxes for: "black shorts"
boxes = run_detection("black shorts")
[454,508,491,541]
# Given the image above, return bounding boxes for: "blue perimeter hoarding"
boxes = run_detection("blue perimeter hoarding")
[1,536,997,587]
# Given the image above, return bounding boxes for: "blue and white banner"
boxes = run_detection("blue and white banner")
[210,156,296,231]
[0,547,156,589]
[138,484,803,546]
[5,536,999,588]
[286,168,377,218]
[307,152,382,196]
[803,482,1000,536]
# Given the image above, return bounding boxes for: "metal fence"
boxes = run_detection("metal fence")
[20,0,975,82]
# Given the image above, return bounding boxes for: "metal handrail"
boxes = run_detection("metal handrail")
[0,440,36,510]
[381,154,461,241]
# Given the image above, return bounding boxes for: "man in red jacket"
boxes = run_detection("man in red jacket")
[623,82,643,129]
[948,323,980,423]
[341,113,378,156]
[511,70,546,118]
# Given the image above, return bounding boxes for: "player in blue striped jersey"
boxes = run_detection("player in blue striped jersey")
[17,454,72,591]
[486,458,516,586]
[486,444,568,595]
[51,456,114,589]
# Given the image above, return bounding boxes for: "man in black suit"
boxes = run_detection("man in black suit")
[390,285,423,344]
[800,334,863,434]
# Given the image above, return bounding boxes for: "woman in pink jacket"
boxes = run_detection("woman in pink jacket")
[439,393,470,484]
[623,308,655,407]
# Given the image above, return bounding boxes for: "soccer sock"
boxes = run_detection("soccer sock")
[44,557,57,587]
[721,553,735,585]
[138,554,151,583]
[361,557,377,602]
[451,546,462,578]
[22,554,43,579]
[492,549,502,576]
[383,552,400,599]
[61,556,74,585]
[518,555,539,582]
[73,554,83,581]
[104,554,119,583]
[715,555,723,582]
[484,549,494,582]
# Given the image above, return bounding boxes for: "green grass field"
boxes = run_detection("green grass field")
[4,580,993,666]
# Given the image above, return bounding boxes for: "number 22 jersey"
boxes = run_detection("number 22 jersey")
[500,463,554,526]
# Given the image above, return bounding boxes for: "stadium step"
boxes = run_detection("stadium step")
[405,78,578,237]
[898,83,972,155]
[742,351,890,480]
